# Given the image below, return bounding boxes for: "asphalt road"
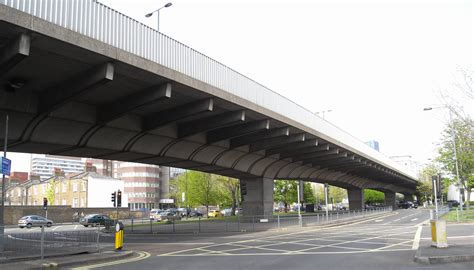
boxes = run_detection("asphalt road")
[6,224,99,234]
[72,209,474,270]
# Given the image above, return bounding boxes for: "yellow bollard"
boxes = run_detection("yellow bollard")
[115,222,124,250]
[431,219,448,248]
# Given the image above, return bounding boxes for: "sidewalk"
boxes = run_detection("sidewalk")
[415,223,474,264]
[0,250,135,270]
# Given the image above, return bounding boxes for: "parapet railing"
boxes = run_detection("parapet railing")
[0,0,413,178]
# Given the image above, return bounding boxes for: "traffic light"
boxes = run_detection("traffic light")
[241,183,247,196]
[43,197,48,208]
[111,191,116,207]
[117,190,122,208]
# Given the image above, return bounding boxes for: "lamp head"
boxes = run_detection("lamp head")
[423,107,433,111]
[165,2,173,8]
[145,12,153,17]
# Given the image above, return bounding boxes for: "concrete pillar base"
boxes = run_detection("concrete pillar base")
[348,188,364,210]
[240,177,273,217]
[385,191,397,210]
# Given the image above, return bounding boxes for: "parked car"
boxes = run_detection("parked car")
[447,200,460,208]
[18,215,53,229]
[80,214,114,227]
[220,208,232,216]
[149,209,164,221]
[160,210,182,221]
[208,210,222,218]
[189,210,203,217]
[398,201,417,209]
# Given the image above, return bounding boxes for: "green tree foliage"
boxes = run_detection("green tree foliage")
[171,171,238,216]
[274,180,297,211]
[329,186,347,204]
[416,164,438,204]
[303,182,316,204]
[436,117,474,207]
[364,189,385,205]
[46,178,56,205]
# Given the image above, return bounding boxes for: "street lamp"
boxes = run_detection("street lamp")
[314,109,332,120]
[423,106,463,212]
[145,2,173,32]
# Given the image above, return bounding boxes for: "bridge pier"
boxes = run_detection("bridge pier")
[240,177,274,217]
[402,193,414,202]
[384,191,397,210]
[348,188,364,210]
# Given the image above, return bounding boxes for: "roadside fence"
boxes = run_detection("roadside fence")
[2,225,101,260]
[125,207,392,234]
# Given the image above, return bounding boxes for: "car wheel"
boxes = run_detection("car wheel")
[26,223,32,228]
[83,225,89,227]
[46,222,52,227]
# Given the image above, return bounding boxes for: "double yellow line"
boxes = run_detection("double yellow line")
[71,251,151,270]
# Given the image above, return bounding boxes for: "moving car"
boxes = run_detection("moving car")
[80,214,114,227]
[18,215,53,228]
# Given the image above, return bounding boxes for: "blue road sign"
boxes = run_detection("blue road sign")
[1,157,11,176]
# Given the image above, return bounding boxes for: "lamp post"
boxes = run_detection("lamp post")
[314,109,332,120]
[423,106,463,212]
[145,2,173,32]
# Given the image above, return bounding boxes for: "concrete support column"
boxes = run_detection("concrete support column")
[348,188,364,210]
[384,191,397,210]
[159,166,170,200]
[403,193,414,202]
[240,177,274,217]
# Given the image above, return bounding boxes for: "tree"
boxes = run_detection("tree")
[436,117,474,208]
[416,164,438,204]
[364,189,385,205]
[303,182,316,204]
[329,186,347,204]
[219,177,240,215]
[46,178,56,205]
[274,180,298,211]
[171,171,234,216]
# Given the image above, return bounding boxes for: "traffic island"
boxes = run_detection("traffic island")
[414,244,474,264]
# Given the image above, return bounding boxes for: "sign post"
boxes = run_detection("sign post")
[0,115,9,253]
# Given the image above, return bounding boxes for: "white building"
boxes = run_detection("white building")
[31,154,84,180]
[84,172,128,208]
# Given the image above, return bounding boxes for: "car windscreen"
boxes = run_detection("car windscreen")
[84,214,97,218]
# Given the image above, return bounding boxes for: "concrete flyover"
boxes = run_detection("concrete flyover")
[0,1,417,216]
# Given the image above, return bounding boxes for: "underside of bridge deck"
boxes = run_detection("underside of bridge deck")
[0,5,418,216]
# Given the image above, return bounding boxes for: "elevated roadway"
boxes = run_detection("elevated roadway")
[0,1,417,215]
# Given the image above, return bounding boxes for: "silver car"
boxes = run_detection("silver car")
[18,215,54,228]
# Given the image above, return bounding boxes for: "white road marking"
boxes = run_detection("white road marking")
[52,226,61,231]
[410,218,418,222]
[71,251,150,269]
[412,225,422,250]
[74,225,78,230]
[374,220,383,223]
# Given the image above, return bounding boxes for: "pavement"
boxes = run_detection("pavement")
[414,222,474,264]
[0,250,135,270]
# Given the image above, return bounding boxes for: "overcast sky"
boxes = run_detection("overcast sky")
[7,0,474,173]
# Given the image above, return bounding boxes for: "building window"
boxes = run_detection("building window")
[55,186,59,194]
[33,187,38,195]
[62,183,67,192]
[62,199,66,205]
[82,182,86,191]
[80,198,85,207]
[73,183,78,192]
[73,198,78,208]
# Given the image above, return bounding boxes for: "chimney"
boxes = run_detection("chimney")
[84,161,97,173]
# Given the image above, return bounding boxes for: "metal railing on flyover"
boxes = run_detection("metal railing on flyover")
[124,207,392,234]
[2,225,102,260]
[0,0,413,177]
